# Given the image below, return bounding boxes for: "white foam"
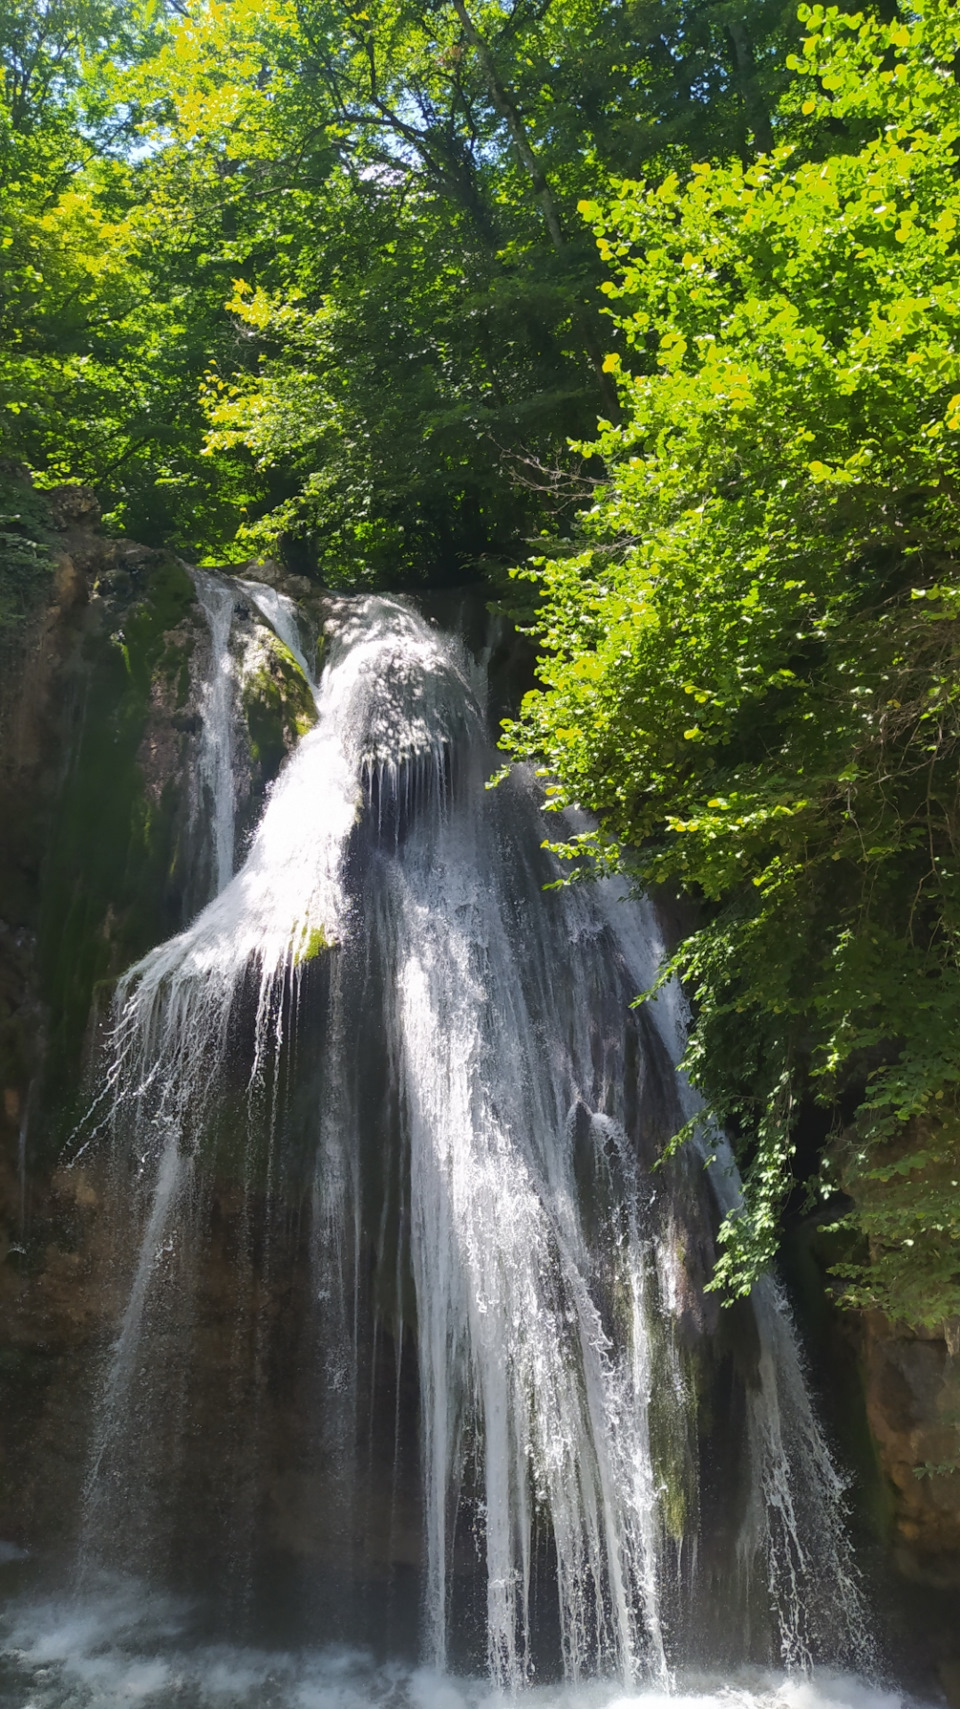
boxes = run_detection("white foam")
[0,1589,918,1709]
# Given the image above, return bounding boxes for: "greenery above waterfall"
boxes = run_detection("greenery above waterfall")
[504,0,960,1329]
[1,0,802,569]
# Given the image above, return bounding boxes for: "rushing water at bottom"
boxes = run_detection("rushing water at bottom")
[0,1578,913,1709]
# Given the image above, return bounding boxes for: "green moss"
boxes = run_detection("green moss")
[649,1337,698,1543]
[0,474,55,667]
[117,556,196,693]
[175,646,193,708]
[242,630,316,775]
[292,924,330,963]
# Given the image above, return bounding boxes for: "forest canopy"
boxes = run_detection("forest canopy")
[2,0,803,569]
[4,0,960,1327]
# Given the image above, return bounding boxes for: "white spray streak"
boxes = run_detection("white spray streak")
[237,579,315,685]
[192,570,238,896]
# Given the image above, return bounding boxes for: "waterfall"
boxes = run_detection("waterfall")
[368,750,676,1686]
[192,569,238,896]
[71,584,873,1689]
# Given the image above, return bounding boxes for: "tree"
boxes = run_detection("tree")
[170,0,808,576]
[502,0,960,1327]
[0,0,812,569]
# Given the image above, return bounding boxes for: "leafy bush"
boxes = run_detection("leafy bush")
[503,0,960,1327]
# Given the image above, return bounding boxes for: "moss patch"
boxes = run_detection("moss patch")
[242,631,316,779]
[649,1326,699,1543]
[292,923,330,964]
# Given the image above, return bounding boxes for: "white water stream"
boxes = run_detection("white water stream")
[193,570,239,897]
[60,585,877,1696]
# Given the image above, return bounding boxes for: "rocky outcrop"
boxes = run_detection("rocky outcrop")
[0,481,322,1121]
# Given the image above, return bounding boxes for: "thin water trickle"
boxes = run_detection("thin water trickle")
[192,569,239,896]
[68,585,876,1690]
[236,577,315,686]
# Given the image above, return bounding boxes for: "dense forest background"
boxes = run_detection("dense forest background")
[3,0,960,1333]
[2,0,805,573]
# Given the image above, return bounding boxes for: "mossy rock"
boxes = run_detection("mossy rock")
[648,1321,700,1543]
[232,625,317,853]
[292,924,330,964]
[241,630,316,775]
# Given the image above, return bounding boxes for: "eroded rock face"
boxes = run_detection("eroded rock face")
[44,485,101,533]
[863,1312,960,1583]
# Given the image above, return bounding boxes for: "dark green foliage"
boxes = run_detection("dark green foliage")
[0,0,807,575]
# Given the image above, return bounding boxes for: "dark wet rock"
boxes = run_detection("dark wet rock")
[863,1311,960,1581]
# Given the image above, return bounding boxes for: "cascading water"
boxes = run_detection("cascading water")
[586,885,871,1675]
[235,577,315,685]
[1,581,883,1706]
[192,569,239,897]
